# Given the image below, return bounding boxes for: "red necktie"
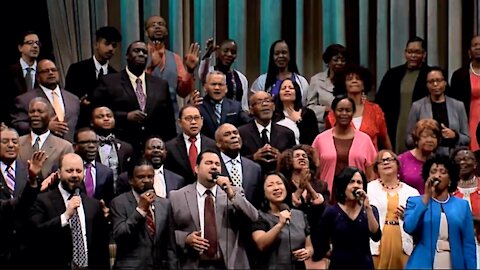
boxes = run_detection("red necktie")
[188,137,198,172]
[146,209,155,238]
[204,190,218,257]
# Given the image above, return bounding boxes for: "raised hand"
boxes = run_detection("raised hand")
[184,43,200,72]
[203,38,219,59]
[27,151,48,183]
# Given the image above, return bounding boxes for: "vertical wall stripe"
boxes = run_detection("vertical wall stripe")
[260,0,281,73]
[76,1,92,60]
[91,0,108,31]
[477,0,480,34]
[415,0,426,38]
[390,1,409,67]
[296,0,304,74]
[426,0,439,66]
[322,0,332,48]
[143,0,161,23]
[376,0,389,90]
[194,0,214,58]
[168,0,183,54]
[323,0,346,48]
[359,0,369,67]
[228,0,246,73]
[448,1,462,80]
[120,0,140,66]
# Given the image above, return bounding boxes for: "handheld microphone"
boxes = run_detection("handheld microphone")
[74,187,80,197]
[144,182,155,193]
[352,188,363,199]
[279,203,291,225]
[211,172,227,190]
[431,178,440,187]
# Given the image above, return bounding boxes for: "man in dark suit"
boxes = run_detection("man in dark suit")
[74,127,114,205]
[238,91,296,174]
[3,31,40,124]
[92,40,177,152]
[29,153,110,269]
[0,127,47,268]
[65,26,122,128]
[11,59,80,142]
[190,70,250,139]
[91,106,134,194]
[110,158,176,269]
[164,105,217,185]
[215,123,262,208]
[117,136,185,196]
[169,150,258,269]
[17,98,74,178]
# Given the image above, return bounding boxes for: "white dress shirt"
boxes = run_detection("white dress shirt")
[154,166,167,198]
[126,67,146,95]
[255,120,271,142]
[220,152,243,184]
[30,130,51,149]
[20,57,36,87]
[93,55,108,78]
[183,133,201,152]
[196,182,217,239]
[59,183,88,256]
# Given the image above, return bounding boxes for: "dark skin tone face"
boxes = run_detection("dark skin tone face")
[75,130,99,162]
[28,101,50,134]
[126,42,148,75]
[129,165,155,194]
[144,138,167,169]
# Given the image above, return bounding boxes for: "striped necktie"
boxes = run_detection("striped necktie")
[5,166,15,195]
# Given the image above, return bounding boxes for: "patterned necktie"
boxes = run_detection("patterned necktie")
[135,78,146,111]
[230,159,241,187]
[146,208,155,239]
[84,163,94,197]
[204,190,218,257]
[261,128,269,145]
[214,102,222,124]
[51,90,65,121]
[25,67,33,91]
[188,137,198,172]
[32,136,40,152]
[5,166,15,195]
[71,209,87,268]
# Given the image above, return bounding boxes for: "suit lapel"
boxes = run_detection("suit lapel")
[175,136,191,172]
[185,185,200,231]
[144,75,157,115]
[248,122,263,149]
[42,135,57,160]
[203,101,218,128]
[153,198,166,241]
[215,186,227,255]
[12,161,28,197]
[81,195,97,247]
[51,188,67,217]
[120,71,140,110]
[20,135,34,162]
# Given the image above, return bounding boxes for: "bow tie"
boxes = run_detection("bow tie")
[98,134,115,146]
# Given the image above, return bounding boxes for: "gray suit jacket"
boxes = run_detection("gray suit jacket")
[17,133,73,178]
[110,191,177,270]
[11,88,80,142]
[169,183,258,269]
[406,96,470,156]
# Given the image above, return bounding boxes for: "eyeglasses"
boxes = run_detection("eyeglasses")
[427,78,444,84]
[251,98,273,106]
[24,40,42,46]
[182,115,202,122]
[38,68,58,74]
[76,140,99,145]
[454,156,475,163]
[377,157,396,164]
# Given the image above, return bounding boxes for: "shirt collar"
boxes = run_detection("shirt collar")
[20,58,36,71]
[126,66,146,82]
[93,55,109,72]
[183,133,200,142]
[255,120,271,135]
[40,84,61,94]
[155,165,164,175]
[0,160,16,173]
[196,181,217,198]
[58,182,72,201]
[132,189,141,203]
[220,152,240,164]
[31,130,51,145]
[84,160,96,167]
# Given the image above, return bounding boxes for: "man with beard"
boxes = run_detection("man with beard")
[91,106,134,193]
[117,136,185,196]
[11,59,80,142]
[238,91,295,174]
[144,15,200,127]
[29,153,110,269]
[0,127,47,268]
[65,26,122,128]
[17,97,73,178]
[74,127,114,205]
[215,123,262,208]
[92,40,176,151]
[110,158,177,269]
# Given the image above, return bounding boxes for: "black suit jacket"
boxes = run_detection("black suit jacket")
[92,70,177,150]
[164,134,218,185]
[238,121,296,174]
[93,162,114,205]
[375,63,431,148]
[65,58,118,128]
[220,155,263,208]
[29,188,110,269]
[448,65,472,116]
[116,168,186,196]
[199,96,251,139]
[0,161,39,267]
[110,191,177,269]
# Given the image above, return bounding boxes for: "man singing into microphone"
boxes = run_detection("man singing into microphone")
[110,157,177,269]
[169,149,258,269]
[29,153,110,269]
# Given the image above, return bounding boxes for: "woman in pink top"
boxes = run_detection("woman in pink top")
[312,95,377,196]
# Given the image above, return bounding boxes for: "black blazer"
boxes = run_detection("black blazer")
[273,107,319,145]
[448,65,472,116]
[199,96,251,139]
[116,168,186,196]
[93,162,114,205]
[238,121,296,174]
[164,134,218,185]
[29,188,110,269]
[375,63,431,148]
[92,70,177,150]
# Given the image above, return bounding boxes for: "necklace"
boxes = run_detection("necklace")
[379,179,400,190]
[459,176,477,187]
[470,62,480,76]
[432,194,450,204]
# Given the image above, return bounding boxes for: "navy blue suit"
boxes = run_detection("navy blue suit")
[93,162,115,205]
[116,168,185,196]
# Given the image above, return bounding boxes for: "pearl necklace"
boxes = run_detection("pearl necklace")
[379,179,400,190]
[470,62,480,76]
[432,194,450,204]
[459,176,478,187]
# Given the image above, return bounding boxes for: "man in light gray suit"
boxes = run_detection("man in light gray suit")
[17,98,73,178]
[110,158,176,270]
[215,123,263,208]
[169,149,258,269]
[11,59,80,142]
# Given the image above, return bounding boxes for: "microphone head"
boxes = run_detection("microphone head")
[431,178,441,186]
[74,187,80,196]
[210,171,220,181]
[279,203,290,212]
[352,188,362,198]
[144,182,154,191]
